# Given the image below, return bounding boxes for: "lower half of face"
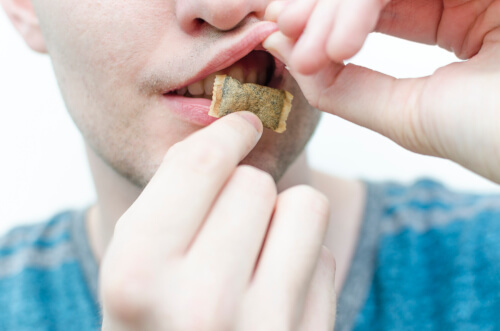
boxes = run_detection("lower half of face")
[74,71,320,188]
[34,1,321,188]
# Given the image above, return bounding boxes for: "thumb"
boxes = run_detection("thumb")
[264,32,434,157]
[263,31,294,66]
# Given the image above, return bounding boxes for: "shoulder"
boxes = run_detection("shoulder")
[366,178,500,234]
[0,210,78,274]
[356,179,500,330]
[0,210,101,330]
[368,178,500,278]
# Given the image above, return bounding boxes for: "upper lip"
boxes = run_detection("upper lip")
[164,21,278,94]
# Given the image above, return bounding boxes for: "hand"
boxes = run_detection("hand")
[264,0,500,183]
[99,112,336,331]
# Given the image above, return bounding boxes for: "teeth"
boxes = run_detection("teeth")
[178,65,270,99]
[247,70,257,84]
[204,73,216,96]
[229,66,245,83]
[187,80,204,96]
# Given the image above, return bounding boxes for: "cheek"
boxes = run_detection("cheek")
[32,1,178,139]
[31,0,193,184]
[36,1,170,91]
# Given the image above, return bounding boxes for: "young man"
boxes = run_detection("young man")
[1,0,500,330]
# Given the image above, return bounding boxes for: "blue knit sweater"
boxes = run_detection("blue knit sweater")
[1,180,499,330]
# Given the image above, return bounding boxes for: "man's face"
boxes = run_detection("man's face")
[31,0,321,187]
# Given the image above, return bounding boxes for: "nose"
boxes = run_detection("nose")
[177,0,268,32]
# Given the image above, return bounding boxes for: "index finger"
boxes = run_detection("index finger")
[375,0,442,45]
[377,0,497,60]
[114,111,263,257]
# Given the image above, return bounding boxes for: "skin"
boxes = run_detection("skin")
[24,0,321,189]
[2,0,341,329]
[2,0,500,329]
[264,0,500,183]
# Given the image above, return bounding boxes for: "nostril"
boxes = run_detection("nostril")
[194,18,205,26]
[180,17,206,34]
[177,1,266,33]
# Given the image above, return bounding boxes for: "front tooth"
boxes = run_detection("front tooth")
[246,70,257,84]
[204,73,216,96]
[229,66,245,83]
[188,80,204,96]
[177,87,187,96]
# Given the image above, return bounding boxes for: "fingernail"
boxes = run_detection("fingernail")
[235,111,263,134]
[264,1,287,22]
[263,32,286,63]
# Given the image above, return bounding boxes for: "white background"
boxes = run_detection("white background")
[1,10,499,235]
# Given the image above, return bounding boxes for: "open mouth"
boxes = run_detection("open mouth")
[165,50,277,100]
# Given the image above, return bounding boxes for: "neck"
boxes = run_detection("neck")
[85,145,141,261]
[86,146,365,292]
[276,151,312,193]
[85,146,314,260]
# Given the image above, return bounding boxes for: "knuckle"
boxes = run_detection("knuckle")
[235,165,277,197]
[182,313,229,331]
[165,139,230,174]
[278,15,294,34]
[100,265,150,324]
[100,246,159,324]
[187,141,228,173]
[163,141,183,163]
[319,246,337,275]
[225,115,260,148]
[282,185,331,219]
[175,292,232,331]
[403,106,433,154]
[234,293,288,331]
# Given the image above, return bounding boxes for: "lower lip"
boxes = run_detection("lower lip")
[162,94,217,127]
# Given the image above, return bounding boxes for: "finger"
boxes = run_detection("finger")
[100,112,263,325]
[317,64,437,156]
[375,0,443,45]
[264,33,433,155]
[289,0,339,75]
[264,0,287,23]
[297,246,337,331]
[278,0,318,40]
[377,0,498,59]
[264,31,345,104]
[246,186,330,328]
[263,31,295,64]
[326,0,388,62]
[185,166,277,307]
[265,32,443,165]
[115,112,263,257]
[460,5,500,59]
